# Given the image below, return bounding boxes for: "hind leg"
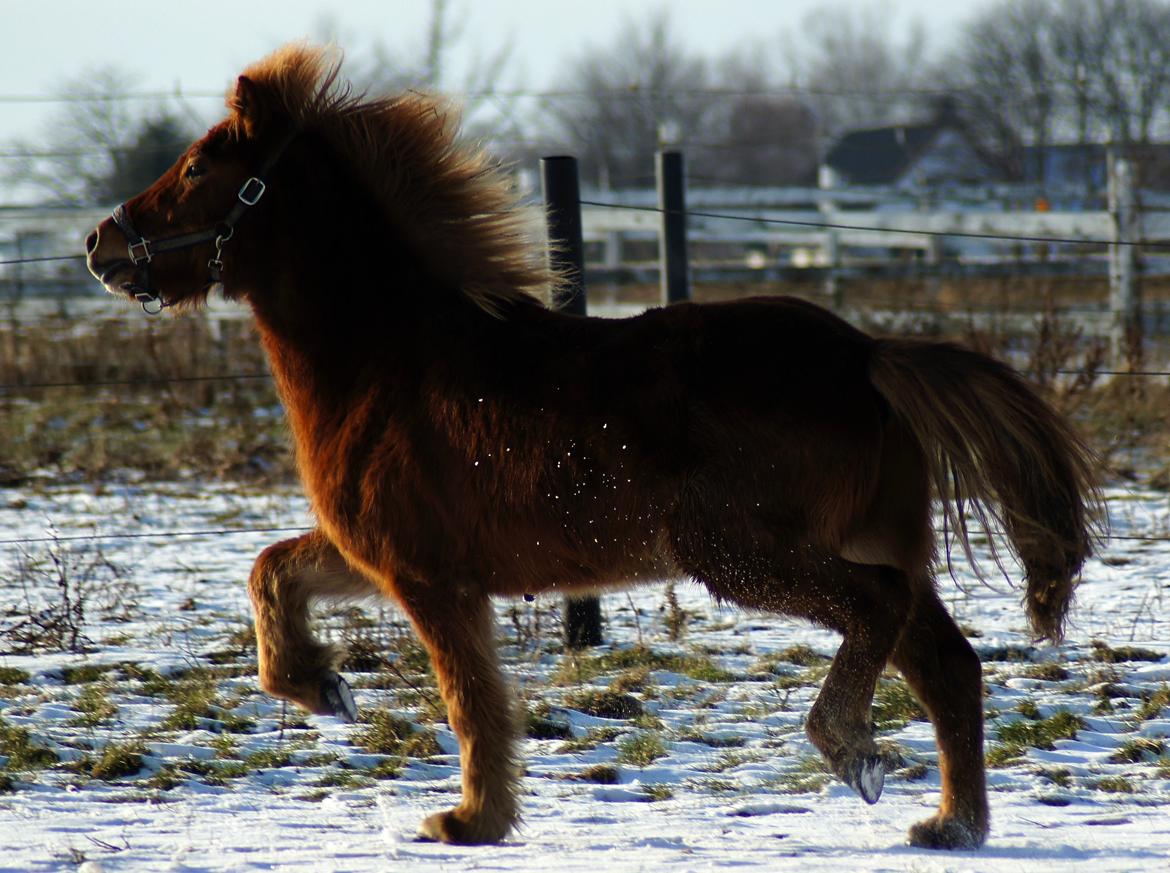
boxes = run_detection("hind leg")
[684,544,912,803]
[398,585,519,845]
[248,530,379,721]
[891,590,989,849]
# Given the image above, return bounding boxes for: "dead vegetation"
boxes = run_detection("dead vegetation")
[1,278,1167,490]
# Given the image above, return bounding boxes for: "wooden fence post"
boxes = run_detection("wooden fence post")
[540,155,603,649]
[657,150,690,305]
[1108,151,1140,367]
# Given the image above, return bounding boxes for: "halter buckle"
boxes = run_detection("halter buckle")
[127,239,153,264]
[238,177,266,206]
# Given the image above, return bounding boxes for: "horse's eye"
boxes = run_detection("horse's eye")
[185,161,206,180]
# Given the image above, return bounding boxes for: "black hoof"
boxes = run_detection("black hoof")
[842,754,885,804]
[321,673,357,723]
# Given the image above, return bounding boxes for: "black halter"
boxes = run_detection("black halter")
[111,134,294,314]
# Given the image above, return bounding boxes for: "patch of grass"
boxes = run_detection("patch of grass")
[352,711,441,758]
[871,678,926,729]
[997,710,1085,750]
[1109,738,1166,763]
[1091,640,1165,663]
[1036,766,1073,787]
[1016,699,1042,720]
[90,740,145,781]
[986,743,1026,768]
[699,750,769,773]
[244,747,295,770]
[0,773,17,793]
[314,770,375,789]
[1136,685,1170,720]
[641,783,673,801]
[1023,663,1069,682]
[0,667,30,685]
[615,731,667,767]
[159,670,252,733]
[772,665,830,690]
[563,688,644,720]
[0,716,58,770]
[60,664,112,685]
[145,764,184,791]
[556,726,623,754]
[525,703,573,740]
[120,664,173,697]
[676,728,747,749]
[70,683,118,727]
[775,644,830,667]
[776,755,831,794]
[1095,775,1135,793]
[365,758,404,780]
[897,762,929,782]
[577,763,619,784]
[295,789,331,803]
[553,646,734,686]
[979,645,1036,663]
[610,666,653,694]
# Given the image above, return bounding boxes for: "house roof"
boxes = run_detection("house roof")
[825,124,942,185]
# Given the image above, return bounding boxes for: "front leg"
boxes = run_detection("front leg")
[399,584,520,844]
[248,530,380,721]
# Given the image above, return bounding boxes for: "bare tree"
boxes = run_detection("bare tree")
[951,0,1170,181]
[782,2,934,139]
[2,67,196,206]
[543,11,714,188]
[948,0,1057,180]
[689,50,819,187]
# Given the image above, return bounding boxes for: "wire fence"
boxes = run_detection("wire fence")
[0,197,1158,272]
[1,174,1165,555]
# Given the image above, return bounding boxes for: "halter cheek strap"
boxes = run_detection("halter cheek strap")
[112,133,293,314]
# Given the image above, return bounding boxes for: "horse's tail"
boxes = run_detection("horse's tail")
[869,338,1103,642]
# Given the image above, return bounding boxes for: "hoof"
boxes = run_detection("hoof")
[320,673,357,723]
[841,754,885,804]
[417,808,509,845]
[908,814,988,850]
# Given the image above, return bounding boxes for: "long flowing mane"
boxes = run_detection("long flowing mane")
[231,44,556,313]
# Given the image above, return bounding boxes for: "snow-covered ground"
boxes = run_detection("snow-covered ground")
[2,482,1170,871]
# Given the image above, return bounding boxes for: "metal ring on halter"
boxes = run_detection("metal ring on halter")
[141,297,166,315]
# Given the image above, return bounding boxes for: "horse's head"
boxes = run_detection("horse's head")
[85,76,290,312]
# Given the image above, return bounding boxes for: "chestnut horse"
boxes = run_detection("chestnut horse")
[86,45,1101,850]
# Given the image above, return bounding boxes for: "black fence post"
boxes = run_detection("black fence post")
[540,155,603,649]
[657,150,690,305]
[541,156,587,316]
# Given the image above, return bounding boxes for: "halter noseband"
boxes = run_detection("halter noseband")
[111,134,294,314]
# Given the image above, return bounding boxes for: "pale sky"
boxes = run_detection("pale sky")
[1,0,990,143]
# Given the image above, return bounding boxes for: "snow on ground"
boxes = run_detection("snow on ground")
[1,482,1170,871]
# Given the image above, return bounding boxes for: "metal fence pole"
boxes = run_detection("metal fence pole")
[540,155,602,649]
[657,150,690,305]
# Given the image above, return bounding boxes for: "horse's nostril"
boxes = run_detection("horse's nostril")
[85,230,98,254]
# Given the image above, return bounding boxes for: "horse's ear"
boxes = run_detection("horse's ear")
[230,75,270,138]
